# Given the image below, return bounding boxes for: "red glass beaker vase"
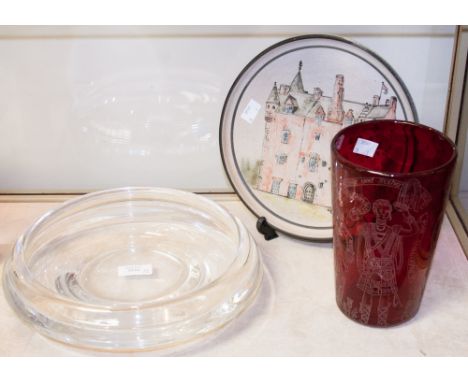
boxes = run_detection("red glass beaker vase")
[331,120,456,327]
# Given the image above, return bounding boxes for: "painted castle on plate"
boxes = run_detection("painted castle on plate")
[255,61,397,208]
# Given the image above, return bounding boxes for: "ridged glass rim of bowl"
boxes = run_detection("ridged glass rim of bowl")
[3,187,258,312]
[331,120,457,178]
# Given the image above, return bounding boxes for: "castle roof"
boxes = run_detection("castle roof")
[362,105,391,119]
[285,92,314,112]
[285,94,299,108]
[289,61,305,93]
[273,62,395,123]
[267,82,280,104]
[277,91,393,121]
[308,102,325,115]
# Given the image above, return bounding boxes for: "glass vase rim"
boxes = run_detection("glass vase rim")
[331,119,457,178]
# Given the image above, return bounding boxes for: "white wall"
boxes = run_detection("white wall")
[0,26,456,193]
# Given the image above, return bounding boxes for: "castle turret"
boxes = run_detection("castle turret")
[372,95,380,106]
[312,87,323,101]
[289,61,305,93]
[327,74,345,123]
[265,82,280,122]
[384,96,397,119]
[343,109,355,127]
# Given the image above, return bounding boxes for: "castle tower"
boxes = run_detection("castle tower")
[327,74,345,124]
[289,61,305,93]
[265,82,280,123]
[384,96,397,119]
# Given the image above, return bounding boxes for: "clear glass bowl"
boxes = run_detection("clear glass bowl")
[3,187,263,351]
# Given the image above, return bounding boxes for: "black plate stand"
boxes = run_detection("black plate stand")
[256,217,278,241]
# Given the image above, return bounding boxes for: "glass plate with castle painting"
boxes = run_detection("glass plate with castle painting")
[220,35,418,240]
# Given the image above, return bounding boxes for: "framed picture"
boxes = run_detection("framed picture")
[220,35,418,240]
[445,26,468,258]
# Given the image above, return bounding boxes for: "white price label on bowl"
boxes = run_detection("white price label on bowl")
[241,99,261,124]
[353,138,379,157]
[118,264,153,277]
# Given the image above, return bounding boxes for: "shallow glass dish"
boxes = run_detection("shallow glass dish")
[3,187,263,351]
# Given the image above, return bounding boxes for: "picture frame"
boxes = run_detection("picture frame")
[220,34,418,240]
[445,26,468,258]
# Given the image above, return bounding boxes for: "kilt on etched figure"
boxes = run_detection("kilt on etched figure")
[355,197,420,326]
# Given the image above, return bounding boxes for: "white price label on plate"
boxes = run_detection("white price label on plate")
[241,99,261,124]
[353,138,379,157]
[118,264,153,277]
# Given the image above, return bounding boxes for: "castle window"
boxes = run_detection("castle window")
[315,133,321,141]
[287,183,297,199]
[302,183,315,203]
[319,182,324,189]
[283,96,298,114]
[284,104,295,113]
[281,130,291,144]
[271,178,282,194]
[276,153,288,165]
[315,106,325,125]
[308,153,320,172]
[264,126,270,141]
[322,160,327,167]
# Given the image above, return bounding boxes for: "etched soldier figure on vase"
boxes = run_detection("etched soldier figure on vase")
[331,120,456,327]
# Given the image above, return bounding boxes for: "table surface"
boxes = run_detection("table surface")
[1,195,468,356]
